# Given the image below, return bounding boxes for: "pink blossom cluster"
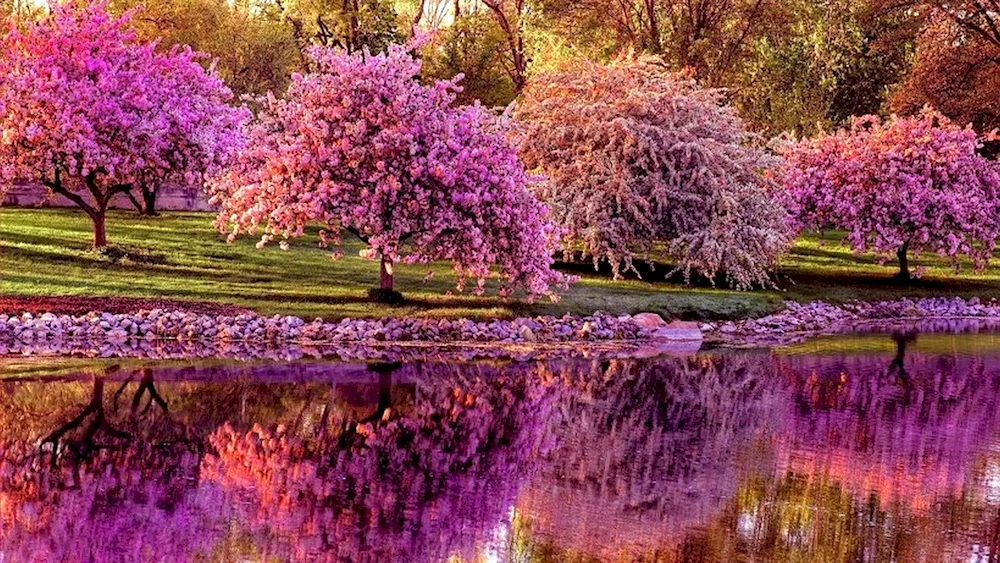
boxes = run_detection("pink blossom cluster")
[208,45,566,299]
[780,109,1000,272]
[0,1,248,241]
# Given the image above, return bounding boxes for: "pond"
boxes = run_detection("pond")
[2,332,1000,562]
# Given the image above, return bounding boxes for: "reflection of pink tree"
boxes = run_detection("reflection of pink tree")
[705,338,1000,562]
[518,354,785,559]
[202,362,560,562]
[0,374,228,562]
[773,337,1000,512]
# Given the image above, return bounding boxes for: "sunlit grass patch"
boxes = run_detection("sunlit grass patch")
[4,209,1000,321]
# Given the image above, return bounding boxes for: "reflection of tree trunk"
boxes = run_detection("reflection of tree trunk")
[887,332,916,405]
[319,385,335,435]
[362,362,399,423]
[988,505,1000,563]
[112,368,169,417]
[131,368,169,416]
[41,376,131,467]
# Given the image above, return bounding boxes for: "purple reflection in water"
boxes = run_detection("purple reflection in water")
[1,334,1000,561]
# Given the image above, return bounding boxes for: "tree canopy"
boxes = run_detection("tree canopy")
[208,45,566,298]
[516,57,793,289]
[781,109,1000,278]
[0,0,248,247]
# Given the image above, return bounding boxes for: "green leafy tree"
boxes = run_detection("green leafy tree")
[421,12,516,107]
[109,0,300,99]
[274,0,402,58]
[734,0,914,136]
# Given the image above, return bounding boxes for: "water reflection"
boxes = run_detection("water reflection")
[3,334,1000,561]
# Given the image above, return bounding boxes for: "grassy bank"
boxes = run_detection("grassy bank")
[3,208,1000,321]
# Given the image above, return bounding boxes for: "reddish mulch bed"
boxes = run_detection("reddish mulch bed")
[0,296,253,317]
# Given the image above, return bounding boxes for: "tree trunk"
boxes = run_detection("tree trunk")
[896,241,909,279]
[141,186,158,216]
[93,212,107,249]
[644,0,661,53]
[380,256,394,291]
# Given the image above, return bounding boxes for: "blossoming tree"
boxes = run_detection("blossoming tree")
[515,58,794,290]
[781,109,1000,279]
[0,1,247,246]
[208,45,565,300]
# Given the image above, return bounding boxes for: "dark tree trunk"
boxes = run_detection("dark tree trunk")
[644,0,661,53]
[141,186,158,216]
[125,190,144,214]
[896,241,910,280]
[93,212,107,249]
[380,256,394,291]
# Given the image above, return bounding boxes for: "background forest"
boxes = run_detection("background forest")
[2,0,990,139]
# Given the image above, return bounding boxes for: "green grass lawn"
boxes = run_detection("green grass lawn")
[3,208,1000,321]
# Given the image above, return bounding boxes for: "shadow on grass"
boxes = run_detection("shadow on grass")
[789,245,886,266]
[243,291,510,311]
[775,268,1000,299]
[555,258,726,289]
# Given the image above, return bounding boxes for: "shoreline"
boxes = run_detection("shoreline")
[0,309,650,347]
[705,297,1000,347]
[3,297,1000,360]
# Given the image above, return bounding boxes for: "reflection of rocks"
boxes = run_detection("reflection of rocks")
[0,333,661,365]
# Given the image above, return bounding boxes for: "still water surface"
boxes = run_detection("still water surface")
[2,332,1000,562]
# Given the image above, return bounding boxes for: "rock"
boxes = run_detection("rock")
[632,312,667,330]
[651,321,703,342]
[518,325,536,342]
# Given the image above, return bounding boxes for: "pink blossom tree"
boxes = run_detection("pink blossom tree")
[125,44,249,217]
[0,1,247,246]
[781,109,1000,279]
[515,58,794,290]
[208,45,566,300]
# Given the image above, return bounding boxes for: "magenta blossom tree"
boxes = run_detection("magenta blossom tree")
[0,1,247,246]
[208,45,566,300]
[781,109,1000,279]
[126,44,249,217]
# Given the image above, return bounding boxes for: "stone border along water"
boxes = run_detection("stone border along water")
[4,297,998,359]
[0,309,653,347]
[704,297,1000,346]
